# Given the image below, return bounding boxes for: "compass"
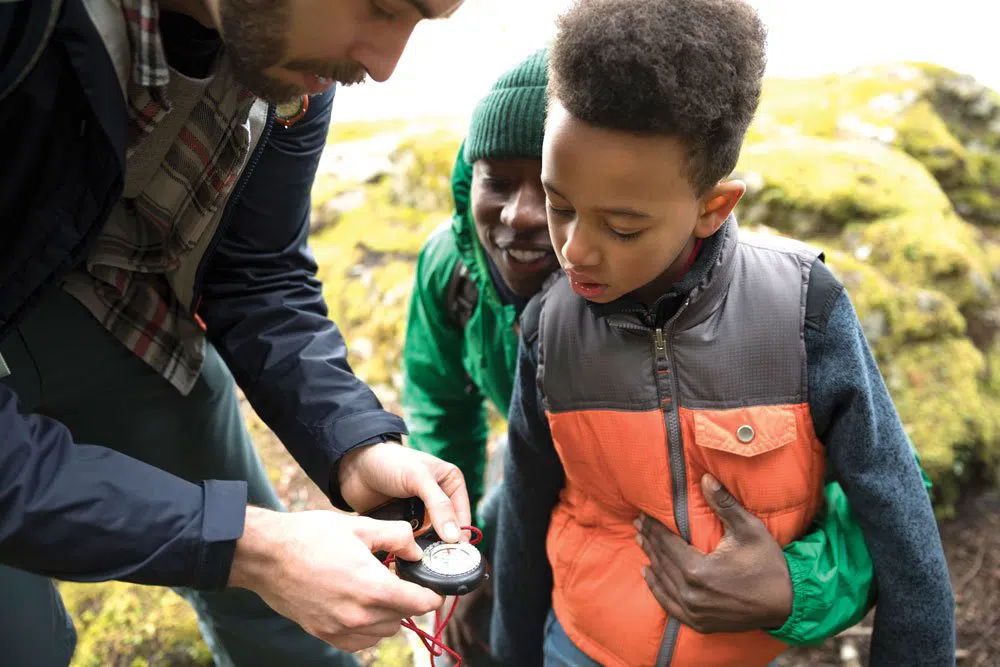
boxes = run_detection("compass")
[395,532,488,596]
[364,497,488,595]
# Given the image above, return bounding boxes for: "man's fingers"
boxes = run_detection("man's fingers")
[636,514,697,586]
[638,533,685,601]
[700,474,759,539]
[353,516,425,562]
[642,566,689,625]
[412,467,464,543]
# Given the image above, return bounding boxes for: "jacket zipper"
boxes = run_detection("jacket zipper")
[190,104,276,312]
[653,298,692,667]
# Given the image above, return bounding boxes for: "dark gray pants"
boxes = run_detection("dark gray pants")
[0,289,359,667]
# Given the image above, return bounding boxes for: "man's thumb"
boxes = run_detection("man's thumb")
[353,516,424,562]
[701,474,756,539]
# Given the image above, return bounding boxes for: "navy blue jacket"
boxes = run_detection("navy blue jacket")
[0,0,405,589]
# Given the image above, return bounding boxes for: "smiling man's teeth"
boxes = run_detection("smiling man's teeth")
[506,249,548,263]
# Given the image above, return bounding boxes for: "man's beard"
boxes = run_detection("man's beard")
[219,0,368,104]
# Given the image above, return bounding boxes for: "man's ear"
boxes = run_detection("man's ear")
[693,180,745,239]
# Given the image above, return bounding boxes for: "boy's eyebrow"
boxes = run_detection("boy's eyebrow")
[544,181,653,219]
[595,206,653,220]
[405,0,443,18]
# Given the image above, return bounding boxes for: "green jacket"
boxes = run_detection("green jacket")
[402,147,878,645]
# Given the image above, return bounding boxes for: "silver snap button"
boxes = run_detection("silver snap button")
[736,425,755,443]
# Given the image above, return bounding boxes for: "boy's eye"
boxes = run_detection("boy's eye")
[369,0,395,20]
[546,203,574,218]
[609,226,643,241]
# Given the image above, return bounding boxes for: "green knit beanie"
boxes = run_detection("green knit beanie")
[464,47,549,164]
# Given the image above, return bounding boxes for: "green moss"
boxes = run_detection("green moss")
[387,130,462,213]
[734,137,952,237]
[824,249,966,356]
[365,634,414,667]
[746,62,1000,225]
[328,119,413,144]
[851,213,993,312]
[59,582,210,667]
[882,339,999,512]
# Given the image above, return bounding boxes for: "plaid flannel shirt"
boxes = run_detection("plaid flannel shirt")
[63,0,256,395]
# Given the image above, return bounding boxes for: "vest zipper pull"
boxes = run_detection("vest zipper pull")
[655,328,666,355]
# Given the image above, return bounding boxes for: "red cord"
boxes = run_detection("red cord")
[382,526,483,667]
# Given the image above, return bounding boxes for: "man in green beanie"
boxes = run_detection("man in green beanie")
[402,48,881,663]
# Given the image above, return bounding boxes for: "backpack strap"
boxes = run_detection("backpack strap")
[445,257,480,330]
[805,253,844,333]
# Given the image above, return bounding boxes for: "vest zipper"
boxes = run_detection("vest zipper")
[653,298,692,667]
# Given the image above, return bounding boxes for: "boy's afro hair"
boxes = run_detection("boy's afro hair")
[549,0,767,194]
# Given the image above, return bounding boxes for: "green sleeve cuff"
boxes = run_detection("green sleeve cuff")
[768,551,811,645]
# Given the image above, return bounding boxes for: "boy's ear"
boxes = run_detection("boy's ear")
[694,180,745,239]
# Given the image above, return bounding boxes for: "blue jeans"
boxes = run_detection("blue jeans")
[543,610,603,667]
[540,609,783,667]
[0,289,358,667]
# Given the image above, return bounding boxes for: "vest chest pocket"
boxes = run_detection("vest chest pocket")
[683,405,824,517]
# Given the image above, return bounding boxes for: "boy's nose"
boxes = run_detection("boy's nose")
[561,224,600,267]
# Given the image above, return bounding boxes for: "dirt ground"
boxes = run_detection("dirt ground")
[250,402,1000,666]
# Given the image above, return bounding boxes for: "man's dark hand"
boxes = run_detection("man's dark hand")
[441,563,493,658]
[635,473,793,634]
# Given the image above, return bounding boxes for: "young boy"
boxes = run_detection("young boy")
[403,48,885,664]
[490,2,954,666]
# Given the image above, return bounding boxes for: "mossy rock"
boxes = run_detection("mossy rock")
[734,136,952,237]
[881,339,1000,513]
[823,249,966,356]
[748,62,1000,225]
[59,582,210,667]
[388,130,462,213]
[846,213,994,311]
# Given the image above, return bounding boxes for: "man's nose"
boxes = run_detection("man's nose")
[349,23,415,83]
[501,185,548,233]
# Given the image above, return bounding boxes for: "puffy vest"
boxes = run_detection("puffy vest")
[537,222,827,666]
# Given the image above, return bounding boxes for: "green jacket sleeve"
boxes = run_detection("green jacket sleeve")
[773,453,934,646]
[402,230,490,512]
[770,480,873,645]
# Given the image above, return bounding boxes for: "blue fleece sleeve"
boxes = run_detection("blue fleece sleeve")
[490,334,564,667]
[807,286,955,666]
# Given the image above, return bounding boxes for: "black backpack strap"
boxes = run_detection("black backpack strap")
[445,257,480,330]
[805,254,844,333]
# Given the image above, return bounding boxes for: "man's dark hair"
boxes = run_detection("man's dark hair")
[549,0,767,194]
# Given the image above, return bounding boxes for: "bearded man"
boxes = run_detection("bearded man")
[0,1,468,665]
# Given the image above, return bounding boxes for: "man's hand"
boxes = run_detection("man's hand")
[441,563,493,657]
[229,507,445,652]
[636,474,793,634]
[338,441,470,543]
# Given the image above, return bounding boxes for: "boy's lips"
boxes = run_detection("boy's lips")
[566,269,608,299]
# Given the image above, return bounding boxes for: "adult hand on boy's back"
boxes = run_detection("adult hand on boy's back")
[635,474,793,634]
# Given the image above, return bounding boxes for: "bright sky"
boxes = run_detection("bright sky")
[332,0,998,123]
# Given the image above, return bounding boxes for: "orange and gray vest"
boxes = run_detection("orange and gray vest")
[536,221,827,667]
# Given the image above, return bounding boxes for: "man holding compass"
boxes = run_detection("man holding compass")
[0,1,467,666]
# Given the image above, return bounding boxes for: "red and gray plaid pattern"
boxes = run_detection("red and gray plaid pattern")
[63,0,256,395]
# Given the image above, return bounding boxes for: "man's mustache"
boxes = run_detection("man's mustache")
[285,59,367,85]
